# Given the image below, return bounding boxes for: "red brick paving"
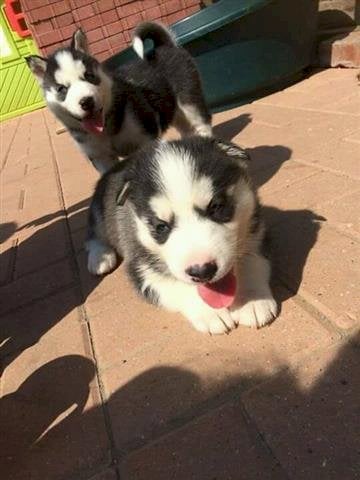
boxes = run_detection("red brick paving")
[242,337,360,480]
[121,401,288,480]
[0,69,359,479]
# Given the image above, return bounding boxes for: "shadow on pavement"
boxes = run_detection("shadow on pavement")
[1,333,358,479]
[0,222,17,243]
[0,199,102,376]
[214,113,252,140]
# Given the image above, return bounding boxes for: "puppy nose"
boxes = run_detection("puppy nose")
[186,262,218,282]
[80,96,95,111]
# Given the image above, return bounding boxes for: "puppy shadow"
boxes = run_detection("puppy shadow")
[213,113,252,140]
[214,113,292,189]
[247,145,292,188]
[18,198,90,231]
[0,354,98,479]
[0,221,17,243]
[2,335,359,479]
[244,144,325,309]
[264,206,326,308]
[0,198,101,376]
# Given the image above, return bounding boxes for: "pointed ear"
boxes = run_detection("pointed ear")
[71,29,88,53]
[25,55,48,84]
[214,139,250,167]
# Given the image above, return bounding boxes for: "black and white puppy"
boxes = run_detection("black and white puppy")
[86,137,278,334]
[26,22,211,173]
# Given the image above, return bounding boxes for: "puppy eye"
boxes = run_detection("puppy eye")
[84,72,97,83]
[151,218,172,244]
[155,221,170,235]
[56,84,67,94]
[207,195,234,223]
[208,197,226,216]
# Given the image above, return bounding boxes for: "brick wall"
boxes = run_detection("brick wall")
[21,0,202,61]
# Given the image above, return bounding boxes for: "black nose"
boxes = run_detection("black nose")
[80,96,95,112]
[186,262,218,282]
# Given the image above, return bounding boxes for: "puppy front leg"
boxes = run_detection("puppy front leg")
[230,253,278,328]
[86,237,117,275]
[86,209,118,276]
[151,277,236,334]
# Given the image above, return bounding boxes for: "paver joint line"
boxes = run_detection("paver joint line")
[238,400,291,480]
[0,116,21,171]
[42,110,120,473]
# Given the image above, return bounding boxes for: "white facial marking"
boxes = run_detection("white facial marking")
[149,196,172,223]
[135,215,160,254]
[156,144,213,213]
[134,145,256,284]
[46,50,109,119]
[54,51,86,85]
[45,88,57,104]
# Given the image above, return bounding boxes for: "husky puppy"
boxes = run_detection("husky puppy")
[26,23,211,174]
[86,137,278,334]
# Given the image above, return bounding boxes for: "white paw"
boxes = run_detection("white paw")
[231,297,278,329]
[195,124,213,137]
[188,307,236,335]
[87,244,117,276]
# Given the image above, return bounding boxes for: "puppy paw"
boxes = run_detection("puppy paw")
[195,124,213,137]
[188,307,236,335]
[231,297,278,329]
[87,246,117,276]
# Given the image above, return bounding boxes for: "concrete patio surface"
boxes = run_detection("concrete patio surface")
[0,68,359,480]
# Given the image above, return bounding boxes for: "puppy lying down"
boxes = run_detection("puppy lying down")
[87,137,278,334]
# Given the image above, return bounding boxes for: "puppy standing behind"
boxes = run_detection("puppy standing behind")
[87,137,278,334]
[26,22,212,174]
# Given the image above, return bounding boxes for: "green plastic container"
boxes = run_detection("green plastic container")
[104,0,318,112]
[0,3,45,122]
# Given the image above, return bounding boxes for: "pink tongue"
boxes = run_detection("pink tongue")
[197,271,237,309]
[82,111,104,134]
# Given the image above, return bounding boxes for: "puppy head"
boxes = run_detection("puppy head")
[26,30,112,132]
[123,138,256,285]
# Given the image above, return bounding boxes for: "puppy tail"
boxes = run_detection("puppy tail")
[132,21,177,60]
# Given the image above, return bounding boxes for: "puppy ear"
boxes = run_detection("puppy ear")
[25,55,48,84]
[71,29,88,53]
[214,139,249,167]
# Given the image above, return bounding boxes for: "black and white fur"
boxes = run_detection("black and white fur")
[26,23,212,174]
[86,137,278,334]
